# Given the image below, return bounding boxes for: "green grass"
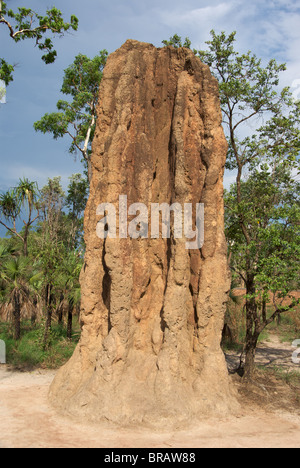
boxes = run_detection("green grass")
[267,313,300,344]
[0,319,80,369]
[273,367,300,387]
[256,366,300,395]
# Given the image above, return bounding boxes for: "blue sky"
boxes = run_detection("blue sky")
[0,0,300,201]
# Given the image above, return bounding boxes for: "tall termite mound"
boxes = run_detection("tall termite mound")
[49,40,238,426]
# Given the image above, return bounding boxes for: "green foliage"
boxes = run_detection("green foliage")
[15,177,40,213]
[34,51,108,179]
[197,30,291,159]
[39,177,65,216]
[166,29,300,377]
[0,1,78,84]
[0,178,40,256]
[0,178,39,223]
[162,34,192,49]
[66,173,88,218]
[0,320,79,369]
[55,251,83,308]
[0,173,86,352]
[225,165,300,296]
[0,189,20,221]
[0,58,13,86]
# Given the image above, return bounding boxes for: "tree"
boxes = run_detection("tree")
[0,178,40,256]
[0,58,13,87]
[38,176,65,246]
[0,189,21,232]
[32,176,85,345]
[162,34,192,49]
[0,242,11,305]
[197,30,300,379]
[34,51,108,181]
[1,256,37,340]
[0,174,85,345]
[225,160,300,375]
[65,173,88,249]
[0,1,78,85]
[15,178,40,256]
[32,177,64,345]
[55,251,82,339]
[66,173,88,218]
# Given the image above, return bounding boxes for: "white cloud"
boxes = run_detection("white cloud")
[159,2,235,26]
[157,0,300,96]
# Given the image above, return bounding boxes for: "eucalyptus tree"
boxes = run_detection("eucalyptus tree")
[34,51,108,181]
[0,1,78,85]
[225,158,300,376]
[162,30,300,378]
[65,173,88,249]
[197,30,300,379]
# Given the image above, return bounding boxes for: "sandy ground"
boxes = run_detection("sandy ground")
[0,337,300,448]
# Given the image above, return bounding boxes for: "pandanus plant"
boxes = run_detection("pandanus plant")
[0,178,40,256]
[1,256,40,340]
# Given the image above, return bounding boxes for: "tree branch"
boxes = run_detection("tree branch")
[0,219,24,242]
[233,110,260,132]
[82,114,95,160]
[0,16,15,38]
[265,298,300,328]
[230,265,247,284]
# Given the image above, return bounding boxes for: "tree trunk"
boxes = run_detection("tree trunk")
[57,293,64,326]
[67,302,73,340]
[244,332,259,380]
[244,275,259,380]
[23,230,28,257]
[43,283,53,347]
[13,290,21,341]
[31,297,38,326]
[277,313,282,326]
[262,298,267,323]
[87,157,93,184]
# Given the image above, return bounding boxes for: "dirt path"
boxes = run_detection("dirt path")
[225,333,300,373]
[0,363,300,449]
